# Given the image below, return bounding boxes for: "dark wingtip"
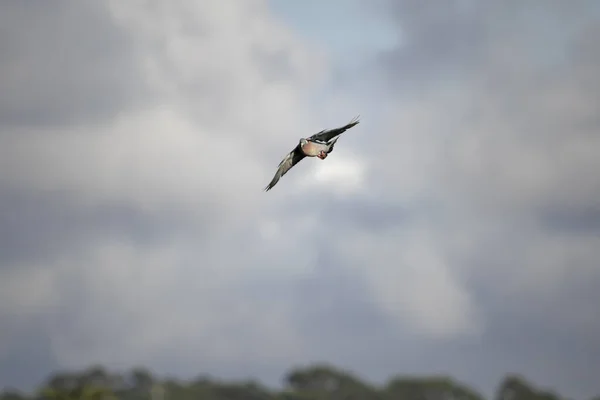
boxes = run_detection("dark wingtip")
[346,115,360,128]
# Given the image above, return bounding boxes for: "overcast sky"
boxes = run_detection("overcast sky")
[1,1,600,399]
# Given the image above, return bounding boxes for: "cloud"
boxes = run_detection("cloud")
[351,0,600,396]
[0,0,327,387]
[0,1,149,128]
[1,1,600,399]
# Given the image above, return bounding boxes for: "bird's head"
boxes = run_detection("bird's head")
[299,138,308,147]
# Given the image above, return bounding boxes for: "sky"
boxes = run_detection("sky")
[1,1,600,399]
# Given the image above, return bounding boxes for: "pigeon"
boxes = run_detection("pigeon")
[264,116,360,191]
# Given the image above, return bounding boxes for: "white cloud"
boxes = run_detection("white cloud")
[337,226,482,339]
[299,151,367,195]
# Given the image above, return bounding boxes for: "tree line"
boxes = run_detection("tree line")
[1,363,596,400]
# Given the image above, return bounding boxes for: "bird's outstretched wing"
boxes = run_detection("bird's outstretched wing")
[308,115,360,143]
[264,144,306,191]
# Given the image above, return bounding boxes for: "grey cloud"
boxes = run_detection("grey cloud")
[353,1,600,398]
[0,1,148,128]
[0,188,213,268]
[538,205,600,235]
[285,258,388,340]
[374,1,600,96]
[281,193,412,233]
[382,0,491,74]
[252,47,297,84]
[0,320,58,391]
[462,268,600,397]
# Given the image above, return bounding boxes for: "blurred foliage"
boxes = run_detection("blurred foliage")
[0,363,592,400]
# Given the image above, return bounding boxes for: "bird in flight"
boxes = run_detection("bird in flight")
[264,116,360,191]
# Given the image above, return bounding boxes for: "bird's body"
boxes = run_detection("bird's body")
[299,140,330,157]
[264,116,360,191]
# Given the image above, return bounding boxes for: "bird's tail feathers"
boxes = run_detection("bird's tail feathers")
[344,115,360,129]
